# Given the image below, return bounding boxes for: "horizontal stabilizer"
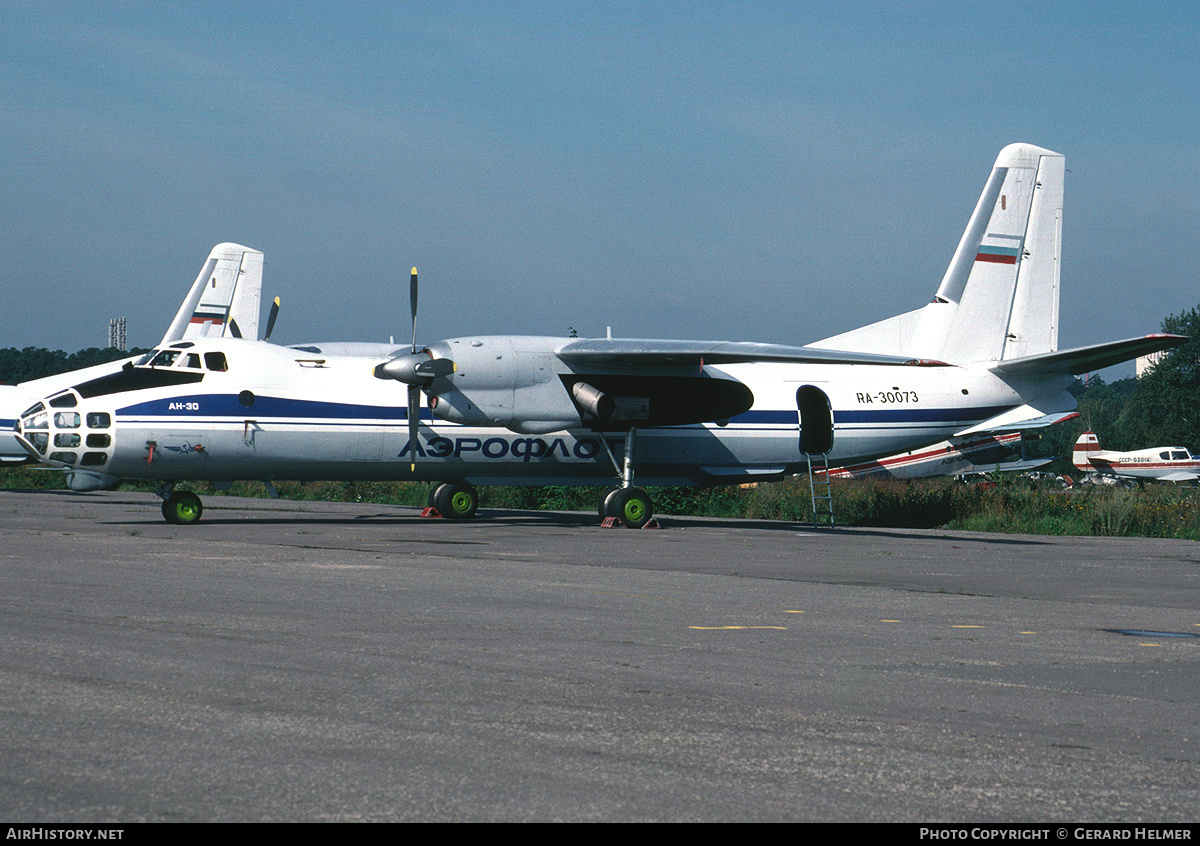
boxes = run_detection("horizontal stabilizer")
[991,334,1185,377]
[955,391,1078,437]
[961,410,1080,435]
[556,339,941,368]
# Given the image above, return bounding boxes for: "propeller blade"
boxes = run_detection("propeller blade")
[410,267,418,354]
[228,318,242,339]
[408,384,421,472]
[264,296,280,341]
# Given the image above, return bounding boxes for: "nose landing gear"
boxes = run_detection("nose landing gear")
[430,481,479,519]
[160,487,204,525]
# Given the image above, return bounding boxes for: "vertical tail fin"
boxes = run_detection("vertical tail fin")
[809,144,1064,363]
[1072,431,1101,471]
[160,243,264,345]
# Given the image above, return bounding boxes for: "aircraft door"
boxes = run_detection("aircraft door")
[796,385,834,455]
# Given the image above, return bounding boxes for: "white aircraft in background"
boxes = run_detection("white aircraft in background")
[822,429,1066,481]
[1,243,270,487]
[1072,431,1200,483]
[13,144,1184,526]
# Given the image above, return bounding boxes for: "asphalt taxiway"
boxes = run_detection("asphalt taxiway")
[2,488,1198,821]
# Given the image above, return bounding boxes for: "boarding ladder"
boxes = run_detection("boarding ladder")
[805,453,835,529]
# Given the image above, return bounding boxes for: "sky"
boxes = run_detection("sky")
[4,1,1198,378]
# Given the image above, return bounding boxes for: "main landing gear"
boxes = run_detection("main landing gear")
[598,486,654,528]
[597,427,654,529]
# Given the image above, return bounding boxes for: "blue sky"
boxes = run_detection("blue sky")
[4,1,1197,377]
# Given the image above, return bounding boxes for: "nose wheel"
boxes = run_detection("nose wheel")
[162,490,203,525]
[430,481,479,519]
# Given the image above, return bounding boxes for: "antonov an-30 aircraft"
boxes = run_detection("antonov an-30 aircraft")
[1,243,267,481]
[12,144,1184,526]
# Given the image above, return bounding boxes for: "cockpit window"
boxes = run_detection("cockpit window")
[184,353,202,369]
[149,350,181,368]
[204,351,228,371]
[1172,450,1190,461]
[1160,451,1171,461]
[135,351,156,366]
[48,392,78,408]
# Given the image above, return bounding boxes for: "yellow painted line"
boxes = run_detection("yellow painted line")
[881,619,901,623]
[783,610,806,614]
[952,625,985,629]
[689,626,788,630]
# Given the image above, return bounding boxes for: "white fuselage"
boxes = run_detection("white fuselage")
[16,338,1057,489]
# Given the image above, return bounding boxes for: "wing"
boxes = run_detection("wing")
[556,338,943,368]
[1157,471,1200,483]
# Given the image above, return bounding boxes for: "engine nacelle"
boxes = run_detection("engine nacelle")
[414,335,756,434]
[425,336,582,433]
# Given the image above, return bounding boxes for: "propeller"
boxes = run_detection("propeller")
[407,268,420,471]
[373,268,458,470]
[263,296,281,342]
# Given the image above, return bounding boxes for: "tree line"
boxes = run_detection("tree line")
[0,346,148,385]
[1032,306,1200,473]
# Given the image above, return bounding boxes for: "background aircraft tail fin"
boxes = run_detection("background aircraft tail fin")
[161,243,264,345]
[1072,431,1101,471]
[808,144,1064,364]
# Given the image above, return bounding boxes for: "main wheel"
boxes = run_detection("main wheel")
[433,481,479,520]
[599,488,621,520]
[607,487,653,528]
[162,490,203,525]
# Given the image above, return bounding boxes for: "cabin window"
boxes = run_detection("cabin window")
[48,393,77,408]
[86,434,111,448]
[87,412,111,429]
[53,412,80,429]
[204,352,228,371]
[48,451,77,465]
[80,452,108,467]
[1160,451,1171,461]
[184,353,202,369]
[54,433,81,448]
[1172,450,1189,461]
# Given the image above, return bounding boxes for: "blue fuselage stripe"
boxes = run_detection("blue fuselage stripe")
[116,394,1009,429]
